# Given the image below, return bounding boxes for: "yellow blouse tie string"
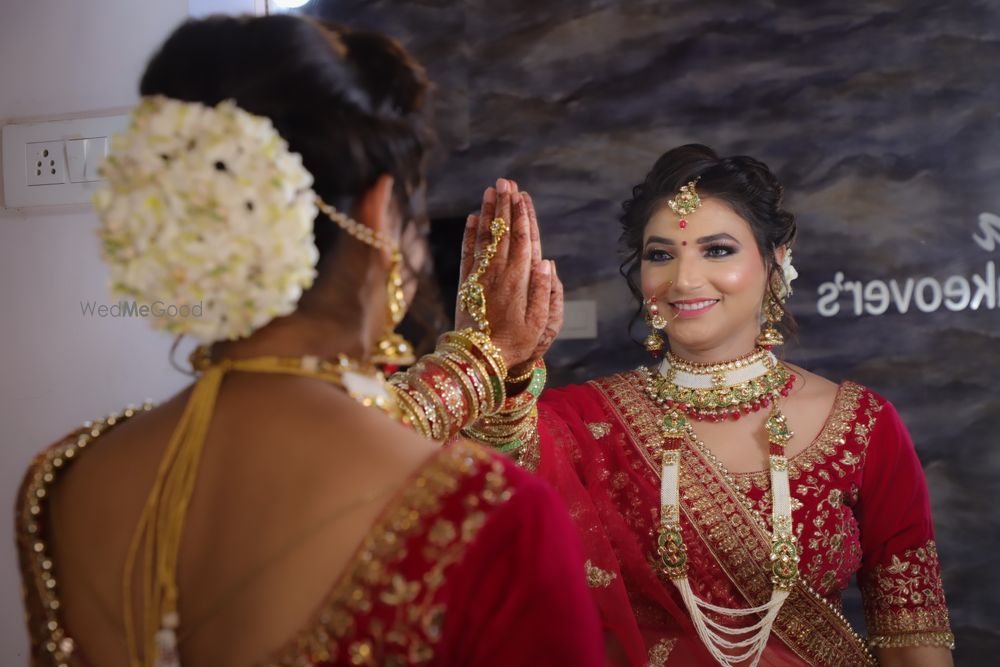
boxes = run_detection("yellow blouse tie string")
[121,354,392,667]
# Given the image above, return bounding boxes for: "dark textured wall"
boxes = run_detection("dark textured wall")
[307,1,998,660]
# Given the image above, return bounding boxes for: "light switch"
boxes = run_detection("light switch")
[3,113,128,208]
[66,137,108,183]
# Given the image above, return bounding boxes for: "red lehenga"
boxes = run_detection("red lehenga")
[16,413,604,667]
[519,372,954,666]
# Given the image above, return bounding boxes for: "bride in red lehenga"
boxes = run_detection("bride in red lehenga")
[15,15,603,667]
[444,146,955,666]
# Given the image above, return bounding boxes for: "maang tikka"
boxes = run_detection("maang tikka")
[668,177,702,229]
[316,199,416,366]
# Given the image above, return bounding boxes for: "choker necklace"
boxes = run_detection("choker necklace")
[666,347,771,376]
[644,350,800,667]
[645,347,795,422]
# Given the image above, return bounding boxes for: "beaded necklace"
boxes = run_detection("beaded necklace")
[643,349,800,667]
[645,347,795,422]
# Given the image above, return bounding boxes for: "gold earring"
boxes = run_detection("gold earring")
[316,198,415,366]
[644,296,667,355]
[371,250,416,366]
[756,286,786,350]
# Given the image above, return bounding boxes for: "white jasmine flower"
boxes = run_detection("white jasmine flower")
[779,249,798,299]
[94,96,319,342]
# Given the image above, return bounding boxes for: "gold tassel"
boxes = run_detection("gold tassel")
[644,297,667,356]
[371,251,415,366]
[755,290,785,349]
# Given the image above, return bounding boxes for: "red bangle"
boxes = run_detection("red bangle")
[414,360,470,430]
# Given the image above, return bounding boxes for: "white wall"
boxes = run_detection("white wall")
[0,0,191,661]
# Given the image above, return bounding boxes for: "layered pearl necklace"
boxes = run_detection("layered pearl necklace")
[642,348,800,667]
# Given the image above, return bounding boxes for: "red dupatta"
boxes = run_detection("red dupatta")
[527,371,877,666]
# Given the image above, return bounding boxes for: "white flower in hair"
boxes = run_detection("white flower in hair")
[779,249,798,299]
[93,96,319,342]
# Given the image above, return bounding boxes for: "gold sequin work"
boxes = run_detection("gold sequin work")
[647,637,677,666]
[16,404,154,667]
[16,408,515,666]
[863,540,954,649]
[591,372,901,665]
[584,560,617,589]
[590,370,955,658]
[586,422,612,439]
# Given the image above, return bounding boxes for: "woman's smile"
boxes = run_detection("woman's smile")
[669,298,720,317]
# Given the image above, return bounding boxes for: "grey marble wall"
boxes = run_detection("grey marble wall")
[307,0,999,660]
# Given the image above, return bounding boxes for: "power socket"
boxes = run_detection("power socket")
[4,114,128,208]
[26,140,67,186]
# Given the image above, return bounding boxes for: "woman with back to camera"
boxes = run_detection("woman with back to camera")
[14,14,604,667]
[424,145,954,665]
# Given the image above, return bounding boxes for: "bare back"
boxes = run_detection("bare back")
[46,372,439,667]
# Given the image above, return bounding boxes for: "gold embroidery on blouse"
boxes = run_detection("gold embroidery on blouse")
[731,382,867,493]
[348,640,374,665]
[862,540,954,648]
[586,421,612,439]
[723,384,878,599]
[585,560,617,588]
[270,440,511,665]
[868,631,956,649]
[16,409,512,667]
[647,637,677,666]
[798,392,878,594]
[592,371,876,666]
[427,518,457,547]
[16,404,153,667]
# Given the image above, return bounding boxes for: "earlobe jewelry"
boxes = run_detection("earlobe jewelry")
[643,280,674,355]
[644,296,668,355]
[756,276,787,350]
[316,198,416,366]
[371,249,416,366]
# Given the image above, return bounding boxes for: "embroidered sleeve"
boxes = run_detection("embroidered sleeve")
[856,397,954,649]
[861,540,953,649]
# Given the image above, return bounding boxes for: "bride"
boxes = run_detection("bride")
[448,145,955,666]
[14,14,603,667]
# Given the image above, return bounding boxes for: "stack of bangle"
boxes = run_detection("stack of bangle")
[388,327,510,441]
[462,358,546,460]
